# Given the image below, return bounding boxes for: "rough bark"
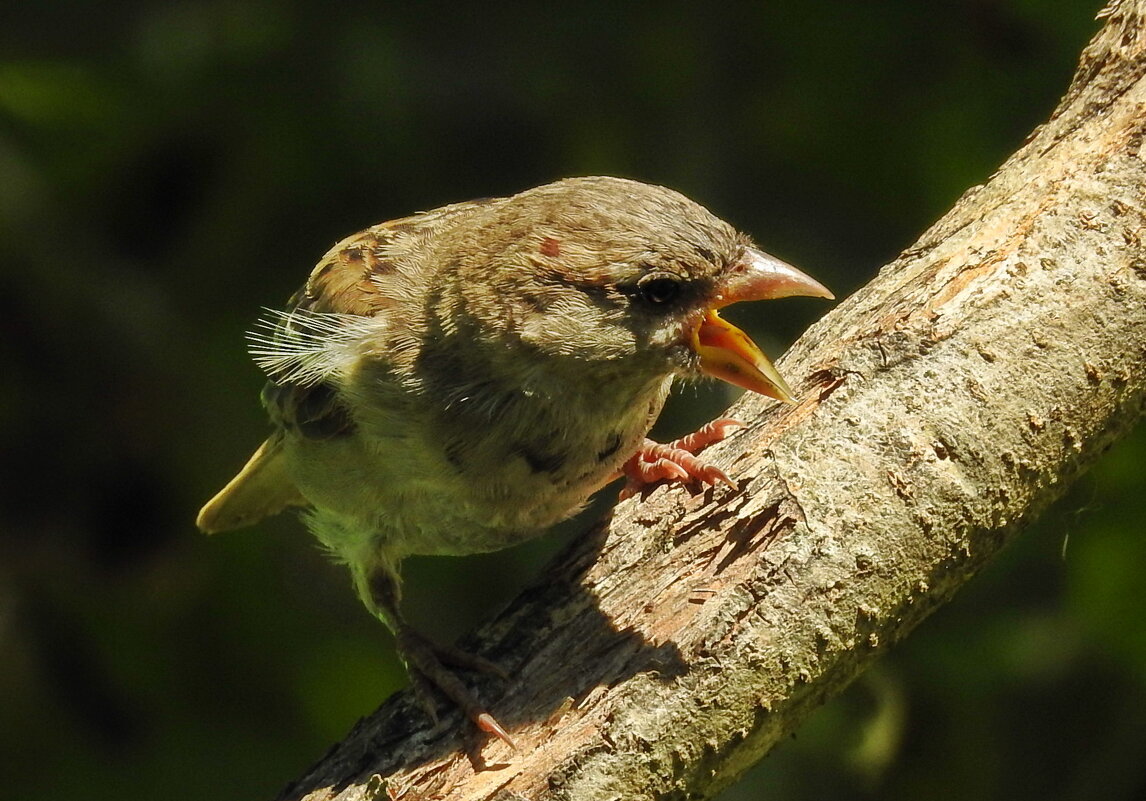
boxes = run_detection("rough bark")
[279,4,1146,799]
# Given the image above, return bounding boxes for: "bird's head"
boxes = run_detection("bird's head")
[439,176,833,402]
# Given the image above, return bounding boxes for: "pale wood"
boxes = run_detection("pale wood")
[279,3,1146,798]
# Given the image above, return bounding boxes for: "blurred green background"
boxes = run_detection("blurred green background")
[2,1,1143,799]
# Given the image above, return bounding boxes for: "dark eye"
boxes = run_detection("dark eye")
[636,273,683,306]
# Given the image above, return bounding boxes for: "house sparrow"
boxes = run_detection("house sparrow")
[197,176,832,745]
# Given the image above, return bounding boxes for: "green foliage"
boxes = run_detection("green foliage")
[2,2,1139,799]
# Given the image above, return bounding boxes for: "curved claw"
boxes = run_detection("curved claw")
[395,625,516,749]
[476,713,518,751]
[619,418,743,499]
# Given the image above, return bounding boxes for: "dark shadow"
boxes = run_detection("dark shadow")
[275,503,689,798]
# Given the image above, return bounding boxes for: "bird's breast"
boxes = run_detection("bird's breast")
[288,372,671,561]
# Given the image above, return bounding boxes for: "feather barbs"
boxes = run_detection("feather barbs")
[247,308,378,386]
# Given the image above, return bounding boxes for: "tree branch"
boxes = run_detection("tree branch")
[280,4,1146,799]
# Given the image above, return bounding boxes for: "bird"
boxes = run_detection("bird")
[197,176,832,745]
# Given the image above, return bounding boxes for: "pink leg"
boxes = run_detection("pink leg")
[619,417,743,500]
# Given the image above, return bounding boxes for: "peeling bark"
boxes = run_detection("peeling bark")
[279,4,1146,799]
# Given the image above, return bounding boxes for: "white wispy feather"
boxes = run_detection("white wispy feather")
[247,308,374,385]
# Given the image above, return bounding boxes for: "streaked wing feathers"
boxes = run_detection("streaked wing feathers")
[199,198,498,532]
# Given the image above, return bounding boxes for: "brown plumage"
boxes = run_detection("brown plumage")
[198,176,832,745]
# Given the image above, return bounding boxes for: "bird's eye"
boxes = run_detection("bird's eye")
[636,273,683,306]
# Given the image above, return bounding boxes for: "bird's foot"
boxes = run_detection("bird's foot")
[395,625,516,749]
[619,417,743,500]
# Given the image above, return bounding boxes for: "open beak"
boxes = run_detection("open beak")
[691,248,834,403]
